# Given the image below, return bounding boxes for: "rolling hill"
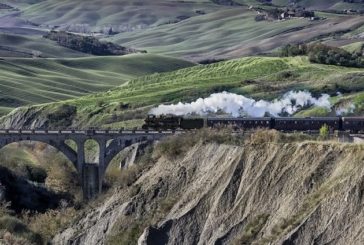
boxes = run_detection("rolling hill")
[19,0,231,31]
[1,56,363,128]
[0,54,194,114]
[107,9,364,61]
[0,32,90,58]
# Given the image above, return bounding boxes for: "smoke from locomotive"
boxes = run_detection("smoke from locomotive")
[150,91,332,117]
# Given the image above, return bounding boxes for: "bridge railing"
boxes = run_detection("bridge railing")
[0,129,181,135]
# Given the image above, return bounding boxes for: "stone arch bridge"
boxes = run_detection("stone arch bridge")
[0,129,177,200]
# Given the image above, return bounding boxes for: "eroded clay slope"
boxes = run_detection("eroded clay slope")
[54,141,364,245]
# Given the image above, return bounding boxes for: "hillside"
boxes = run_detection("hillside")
[1,1,363,62]
[19,0,230,31]
[108,9,364,61]
[1,56,363,128]
[0,54,194,114]
[52,132,364,244]
[0,33,90,58]
[269,0,364,10]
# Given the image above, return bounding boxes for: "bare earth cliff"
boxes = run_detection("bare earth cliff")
[54,139,364,244]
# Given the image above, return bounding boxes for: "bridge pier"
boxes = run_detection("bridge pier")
[82,163,102,200]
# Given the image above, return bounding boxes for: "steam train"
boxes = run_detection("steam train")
[142,115,364,133]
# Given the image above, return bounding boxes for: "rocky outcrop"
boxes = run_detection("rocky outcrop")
[0,104,76,129]
[119,142,150,169]
[54,141,364,244]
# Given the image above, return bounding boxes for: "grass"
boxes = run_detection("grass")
[233,214,269,245]
[3,56,363,127]
[342,41,364,53]
[108,8,364,61]
[0,216,43,244]
[0,33,89,58]
[0,54,194,112]
[20,0,229,30]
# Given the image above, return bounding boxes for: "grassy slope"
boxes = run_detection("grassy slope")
[0,33,90,58]
[108,9,364,61]
[20,0,229,28]
[6,56,363,128]
[0,54,195,113]
[267,0,363,10]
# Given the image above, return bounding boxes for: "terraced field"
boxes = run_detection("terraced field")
[0,54,194,113]
[3,56,363,128]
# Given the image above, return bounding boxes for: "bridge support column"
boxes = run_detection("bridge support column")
[76,140,85,174]
[79,139,107,200]
[82,164,102,200]
[98,139,106,195]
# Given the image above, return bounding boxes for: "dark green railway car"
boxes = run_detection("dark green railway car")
[180,118,205,129]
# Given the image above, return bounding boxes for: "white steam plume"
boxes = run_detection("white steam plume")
[336,103,355,116]
[150,91,332,117]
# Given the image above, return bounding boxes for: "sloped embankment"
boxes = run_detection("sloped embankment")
[54,139,364,244]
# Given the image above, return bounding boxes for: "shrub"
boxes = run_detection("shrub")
[0,202,11,217]
[105,165,142,188]
[280,43,364,68]
[1,231,35,245]
[155,128,244,158]
[45,159,80,195]
[24,208,77,242]
[250,129,316,144]
[233,214,269,245]
[0,216,42,244]
[279,44,307,57]
[26,165,47,183]
[320,124,329,139]
[47,104,77,128]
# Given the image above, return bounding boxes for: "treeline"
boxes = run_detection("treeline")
[44,31,146,56]
[280,43,364,68]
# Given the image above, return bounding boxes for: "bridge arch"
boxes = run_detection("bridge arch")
[84,139,100,164]
[0,139,78,170]
[103,136,152,172]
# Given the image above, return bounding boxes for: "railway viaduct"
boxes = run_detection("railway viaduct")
[0,129,177,200]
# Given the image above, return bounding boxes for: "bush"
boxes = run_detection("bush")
[24,208,77,242]
[0,216,42,244]
[45,158,80,195]
[0,202,12,217]
[26,165,47,183]
[250,129,316,144]
[279,44,307,57]
[280,43,364,68]
[0,231,35,245]
[155,128,244,158]
[320,124,329,139]
[233,214,269,245]
[105,165,142,188]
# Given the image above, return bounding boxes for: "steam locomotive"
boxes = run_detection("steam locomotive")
[142,115,364,133]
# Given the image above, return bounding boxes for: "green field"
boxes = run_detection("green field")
[0,33,90,58]
[108,9,364,61]
[4,56,363,128]
[0,54,194,113]
[19,0,229,30]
